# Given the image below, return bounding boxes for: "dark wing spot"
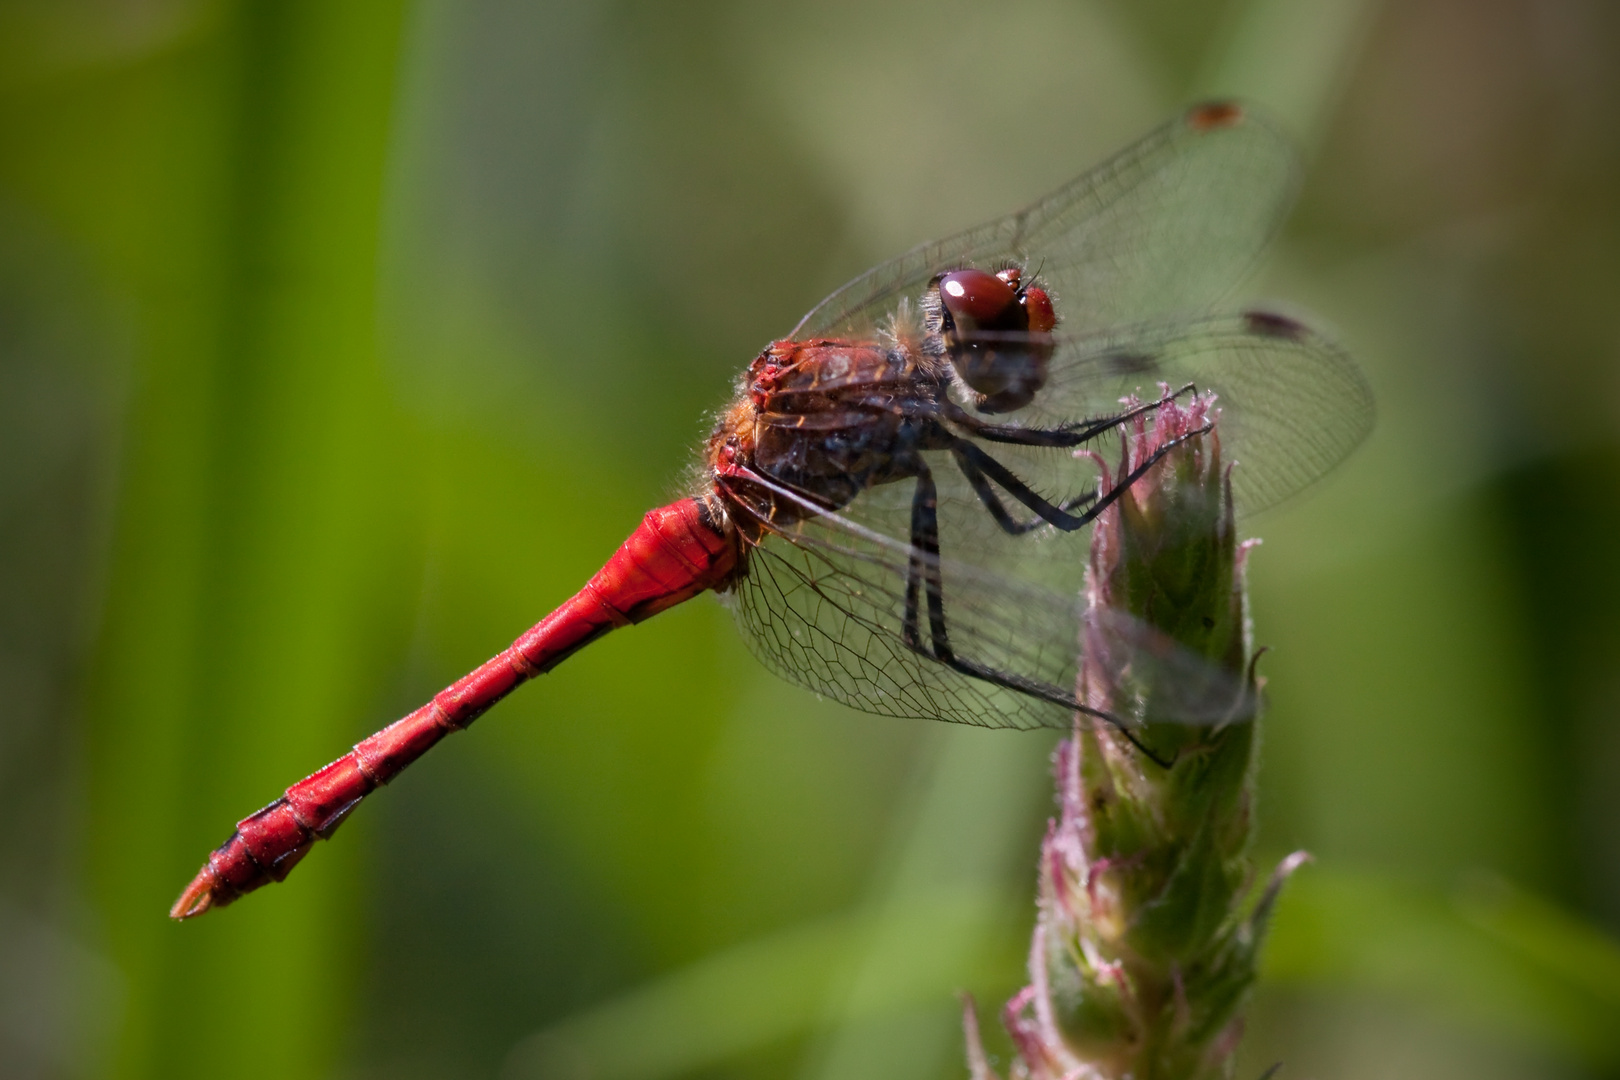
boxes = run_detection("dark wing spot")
[1244,309,1309,341]
[1186,101,1245,131]
[1106,352,1159,376]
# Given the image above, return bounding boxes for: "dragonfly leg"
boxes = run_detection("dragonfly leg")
[951,421,1214,537]
[897,464,1176,767]
[942,383,1195,447]
[900,461,951,660]
[951,440,1099,531]
[901,463,1052,686]
[950,442,1097,535]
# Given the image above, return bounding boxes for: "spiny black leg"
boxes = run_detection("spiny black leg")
[900,477,1098,723]
[941,652,1175,769]
[904,461,1054,678]
[918,464,951,660]
[951,443,1097,535]
[942,383,1195,447]
[952,439,1099,531]
[1051,382,1197,443]
[954,422,1214,538]
[896,455,1180,768]
[1082,422,1214,524]
[901,463,949,660]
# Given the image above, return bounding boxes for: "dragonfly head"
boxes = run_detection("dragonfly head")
[932,268,1056,414]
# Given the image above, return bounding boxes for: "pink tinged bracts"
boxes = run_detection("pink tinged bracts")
[170,498,739,919]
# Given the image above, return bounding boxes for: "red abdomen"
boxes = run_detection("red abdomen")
[171,498,738,918]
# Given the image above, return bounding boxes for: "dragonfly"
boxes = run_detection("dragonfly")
[171,101,1373,919]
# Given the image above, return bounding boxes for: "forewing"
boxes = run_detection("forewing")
[793,103,1298,341]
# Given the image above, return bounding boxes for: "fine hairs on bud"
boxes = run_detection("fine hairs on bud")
[966,392,1304,1080]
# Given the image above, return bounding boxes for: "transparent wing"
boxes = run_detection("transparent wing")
[793,102,1298,342]
[981,308,1376,515]
[727,520,1072,732]
[723,477,1256,735]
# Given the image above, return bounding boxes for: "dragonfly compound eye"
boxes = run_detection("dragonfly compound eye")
[1023,286,1055,334]
[938,269,1020,332]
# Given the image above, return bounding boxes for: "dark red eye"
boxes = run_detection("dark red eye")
[1023,286,1055,333]
[938,269,1018,329]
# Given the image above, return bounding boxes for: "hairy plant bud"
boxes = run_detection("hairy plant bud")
[967,392,1303,1080]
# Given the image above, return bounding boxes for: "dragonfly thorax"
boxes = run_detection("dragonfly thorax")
[705,337,953,533]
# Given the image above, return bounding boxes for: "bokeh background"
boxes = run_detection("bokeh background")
[5,1,1620,1078]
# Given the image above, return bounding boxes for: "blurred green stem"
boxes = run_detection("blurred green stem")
[68,3,417,1077]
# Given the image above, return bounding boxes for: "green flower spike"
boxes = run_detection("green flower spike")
[966,391,1305,1080]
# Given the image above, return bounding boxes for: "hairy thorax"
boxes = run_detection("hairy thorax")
[706,337,951,531]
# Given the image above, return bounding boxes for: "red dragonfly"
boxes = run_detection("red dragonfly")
[172,101,1372,919]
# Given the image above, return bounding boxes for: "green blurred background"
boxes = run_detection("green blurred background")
[5,1,1620,1078]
